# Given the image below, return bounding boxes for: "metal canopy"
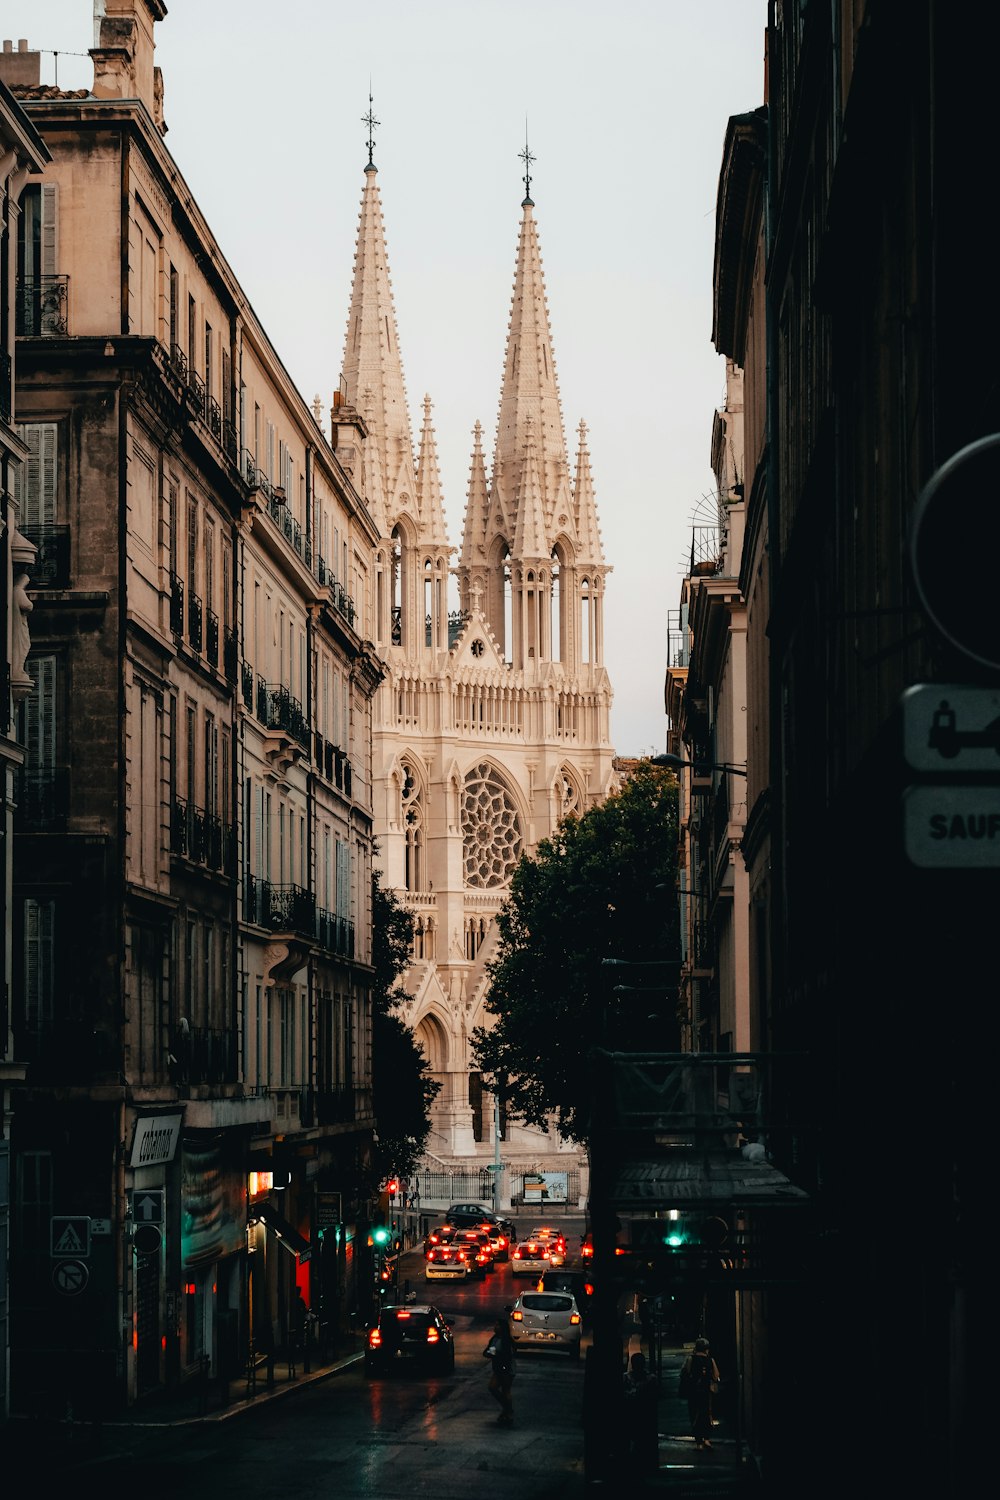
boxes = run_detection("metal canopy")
[608,1151,809,1211]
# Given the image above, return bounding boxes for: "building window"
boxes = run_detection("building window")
[461,763,523,889]
[23,897,56,1033]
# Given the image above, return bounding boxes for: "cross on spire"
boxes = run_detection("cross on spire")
[519,126,535,206]
[363,90,379,169]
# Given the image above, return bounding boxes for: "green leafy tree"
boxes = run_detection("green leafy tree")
[371,872,440,1182]
[471,760,679,1144]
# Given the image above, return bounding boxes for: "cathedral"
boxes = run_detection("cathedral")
[330,134,616,1197]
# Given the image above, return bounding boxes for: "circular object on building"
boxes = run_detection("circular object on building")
[133,1224,163,1255]
[910,434,1000,669]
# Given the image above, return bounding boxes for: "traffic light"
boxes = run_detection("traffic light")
[386,1179,398,1202]
[372,1224,391,1248]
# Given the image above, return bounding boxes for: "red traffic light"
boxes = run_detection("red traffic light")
[386,1179,398,1195]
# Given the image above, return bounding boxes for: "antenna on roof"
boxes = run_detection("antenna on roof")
[519,121,535,207]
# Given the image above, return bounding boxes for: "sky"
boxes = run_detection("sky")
[7,0,766,756]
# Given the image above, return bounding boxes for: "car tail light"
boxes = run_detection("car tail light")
[513,1249,522,1259]
[369,1329,382,1348]
[511,1310,523,1321]
[498,1237,507,1248]
[396,1310,410,1319]
[584,1282,594,1297]
[570,1313,581,1325]
[457,1250,467,1261]
[426,1327,439,1343]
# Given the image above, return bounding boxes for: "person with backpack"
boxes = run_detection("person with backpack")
[680,1336,721,1449]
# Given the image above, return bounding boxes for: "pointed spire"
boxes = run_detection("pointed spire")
[340,122,418,528]
[491,155,573,562]
[460,420,490,571]
[513,415,549,561]
[415,394,450,549]
[360,385,388,536]
[572,419,605,566]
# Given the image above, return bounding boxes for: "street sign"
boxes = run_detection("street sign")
[903,685,1000,772]
[52,1259,89,1295]
[129,1189,164,1224]
[904,785,1000,867]
[317,1192,341,1228]
[51,1216,91,1258]
[91,1219,111,1236]
[133,1224,163,1255]
[910,436,1000,668]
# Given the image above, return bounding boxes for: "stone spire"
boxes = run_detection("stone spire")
[459,420,490,574]
[572,420,605,567]
[491,193,573,559]
[415,395,450,550]
[512,414,549,562]
[340,159,417,526]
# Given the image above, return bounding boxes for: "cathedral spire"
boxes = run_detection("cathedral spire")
[340,109,418,526]
[459,420,490,579]
[512,414,549,561]
[415,394,450,550]
[491,150,573,563]
[572,419,605,567]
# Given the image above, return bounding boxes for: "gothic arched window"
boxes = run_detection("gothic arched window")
[461,762,523,889]
[401,760,424,891]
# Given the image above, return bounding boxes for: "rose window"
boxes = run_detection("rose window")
[461,763,523,888]
[559,771,581,817]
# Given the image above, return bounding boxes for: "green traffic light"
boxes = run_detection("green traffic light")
[372,1226,390,1245]
[664,1231,686,1248]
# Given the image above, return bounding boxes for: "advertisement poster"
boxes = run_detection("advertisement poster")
[523,1172,568,1203]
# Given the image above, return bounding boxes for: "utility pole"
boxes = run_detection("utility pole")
[493,1091,501,1212]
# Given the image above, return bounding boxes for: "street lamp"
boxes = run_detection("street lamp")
[652,752,747,777]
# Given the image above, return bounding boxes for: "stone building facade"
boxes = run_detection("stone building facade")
[2,3,381,1414]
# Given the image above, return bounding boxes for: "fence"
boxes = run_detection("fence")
[410,1167,583,1209]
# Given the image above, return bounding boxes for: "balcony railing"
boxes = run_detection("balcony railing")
[170,795,234,873]
[316,906,355,958]
[244,876,316,936]
[689,525,722,577]
[170,573,185,635]
[258,681,309,749]
[205,394,223,442]
[187,590,203,652]
[20,525,70,588]
[224,626,238,683]
[241,660,254,710]
[314,1086,359,1126]
[205,608,219,669]
[169,343,188,383]
[16,275,69,336]
[186,1025,238,1086]
[15,767,70,830]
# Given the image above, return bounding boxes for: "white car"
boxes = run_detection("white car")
[510,1239,550,1277]
[509,1289,582,1360]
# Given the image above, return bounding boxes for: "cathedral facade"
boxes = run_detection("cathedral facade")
[332,148,616,1194]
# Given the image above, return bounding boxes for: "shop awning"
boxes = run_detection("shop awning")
[608,1151,809,1212]
[253,1202,311,1259]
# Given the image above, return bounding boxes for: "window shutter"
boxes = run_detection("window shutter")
[24,897,56,1032]
[336,839,351,922]
[16,422,58,526]
[23,656,57,772]
[40,183,58,278]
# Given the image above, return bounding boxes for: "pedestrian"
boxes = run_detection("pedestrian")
[623,1349,659,1473]
[680,1336,720,1449]
[483,1314,516,1426]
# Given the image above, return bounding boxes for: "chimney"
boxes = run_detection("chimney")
[0,39,42,89]
[91,1,166,129]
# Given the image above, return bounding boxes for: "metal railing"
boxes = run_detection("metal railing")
[316,907,354,958]
[187,590,203,652]
[244,876,315,935]
[170,573,185,635]
[257,681,309,749]
[15,767,70,829]
[20,525,70,588]
[170,796,234,873]
[205,608,219,669]
[16,275,69,336]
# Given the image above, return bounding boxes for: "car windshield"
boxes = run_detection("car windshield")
[520,1294,573,1313]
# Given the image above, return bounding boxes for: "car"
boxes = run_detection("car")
[453,1228,494,1275]
[365,1303,455,1376]
[425,1242,470,1280]
[423,1222,460,1255]
[475,1220,511,1262]
[510,1238,551,1277]
[509,1288,582,1360]
[528,1226,567,1266]
[540,1267,595,1322]
[446,1204,517,1237]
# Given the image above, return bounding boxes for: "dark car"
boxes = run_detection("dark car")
[445,1204,518,1244]
[453,1227,495,1276]
[540,1267,595,1322]
[365,1303,455,1376]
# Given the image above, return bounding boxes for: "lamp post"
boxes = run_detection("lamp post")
[652,751,747,777]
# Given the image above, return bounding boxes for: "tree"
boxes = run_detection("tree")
[471,761,679,1144]
[371,872,440,1182]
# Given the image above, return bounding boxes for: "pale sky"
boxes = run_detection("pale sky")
[6,0,766,755]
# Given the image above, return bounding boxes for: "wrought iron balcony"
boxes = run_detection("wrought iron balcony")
[242,449,259,490]
[205,394,223,442]
[187,367,206,410]
[330,578,356,627]
[169,343,188,383]
[16,275,69,336]
[15,766,70,830]
[222,420,238,463]
[170,573,185,635]
[20,525,70,588]
[689,524,722,578]
[186,1025,238,1086]
[244,876,315,936]
[241,660,254,710]
[258,681,309,749]
[316,906,355,958]
[205,608,219,669]
[170,795,234,873]
[187,590,203,652]
[224,626,238,684]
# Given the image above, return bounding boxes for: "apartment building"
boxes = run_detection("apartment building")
[2,3,381,1415]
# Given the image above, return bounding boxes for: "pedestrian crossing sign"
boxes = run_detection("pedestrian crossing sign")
[51,1216,91,1258]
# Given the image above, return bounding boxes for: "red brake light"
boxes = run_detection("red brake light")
[369,1329,382,1348]
[426,1327,439,1343]
[570,1313,581,1325]
[511,1310,523,1321]
[396,1310,410,1319]
[513,1249,521,1259]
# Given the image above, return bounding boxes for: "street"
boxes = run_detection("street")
[24,1235,593,1498]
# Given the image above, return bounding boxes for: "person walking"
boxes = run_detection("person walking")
[681,1336,720,1450]
[623,1349,659,1474]
[483,1314,516,1427]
